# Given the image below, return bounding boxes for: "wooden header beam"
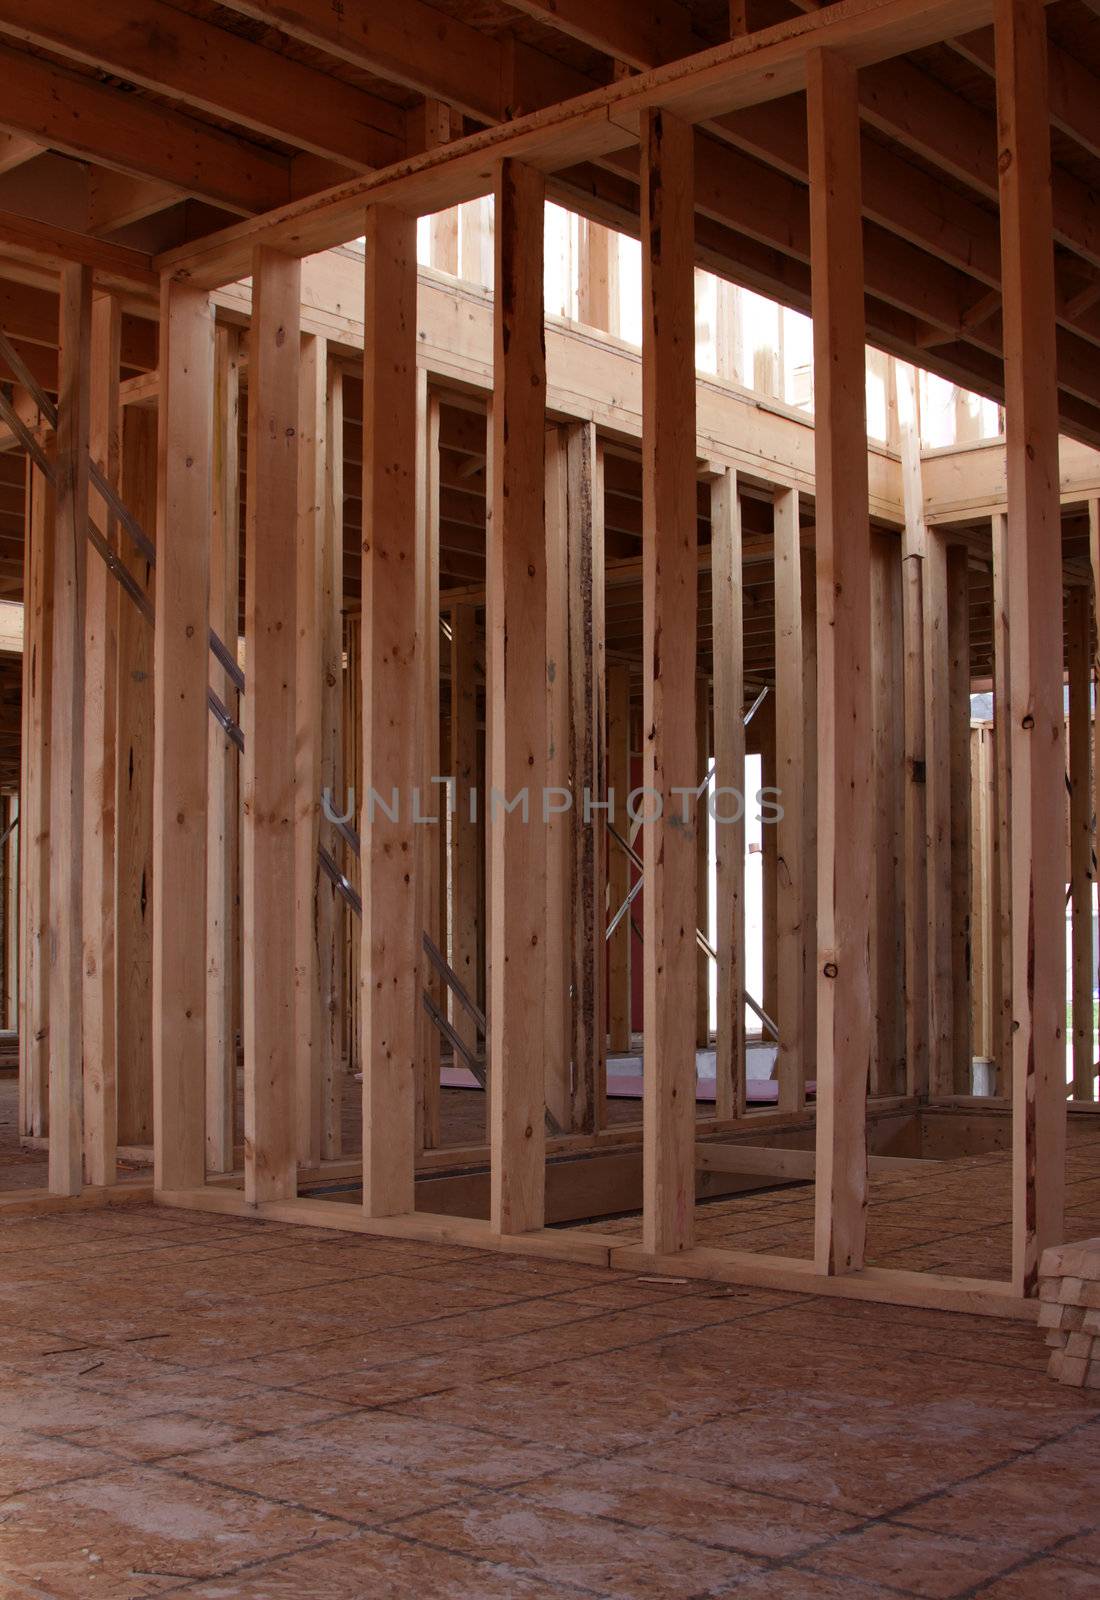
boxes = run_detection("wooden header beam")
[156,0,1006,290]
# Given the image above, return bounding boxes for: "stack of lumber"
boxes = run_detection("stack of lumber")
[1039,1238,1100,1388]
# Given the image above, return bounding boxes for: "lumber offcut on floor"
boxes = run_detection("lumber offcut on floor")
[0,1202,1097,1599]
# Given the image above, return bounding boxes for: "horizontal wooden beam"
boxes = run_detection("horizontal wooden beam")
[0,0,404,171]
[0,42,292,215]
[156,0,1006,288]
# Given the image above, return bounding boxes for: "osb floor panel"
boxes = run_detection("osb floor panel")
[0,1194,1098,1599]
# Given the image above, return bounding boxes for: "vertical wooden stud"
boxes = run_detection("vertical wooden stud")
[48,264,91,1196]
[154,280,213,1193]
[488,158,548,1236]
[947,544,973,1092]
[640,109,698,1255]
[807,50,872,1275]
[606,659,632,1056]
[243,247,301,1206]
[116,404,156,1149]
[1068,584,1093,1100]
[774,486,804,1110]
[82,291,121,1186]
[206,324,240,1174]
[19,449,54,1141]
[995,0,1066,1292]
[712,471,745,1121]
[360,205,420,1216]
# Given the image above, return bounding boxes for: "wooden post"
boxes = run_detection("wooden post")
[488,158,547,1236]
[640,109,697,1256]
[774,486,804,1109]
[970,725,995,1065]
[1091,499,1100,1100]
[712,471,745,1121]
[995,0,1067,1293]
[808,50,872,1276]
[243,246,301,1207]
[154,280,213,1193]
[947,544,973,1092]
[897,363,929,1100]
[360,205,420,1217]
[82,291,121,1187]
[565,422,606,1132]
[19,448,54,1141]
[206,324,239,1174]
[48,263,91,1196]
[1067,584,1093,1100]
[606,659,632,1056]
[294,332,327,1167]
[990,513,1013,1097]
[116,404,156,1150]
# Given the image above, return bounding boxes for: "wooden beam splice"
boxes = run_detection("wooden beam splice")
[360,206,420,1219]
[994,0,1067,1295]
[48,264,91,1197]
[807,51,872,1277]
[641,109,698,1257]
[712,470,745,1121]
[81,292,121,1189]
[243,247,301,1207]
[153,281,213,1194]
[488,159,549,1237]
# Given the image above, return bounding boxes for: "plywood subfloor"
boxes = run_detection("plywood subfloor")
[0,1194,1098,1597]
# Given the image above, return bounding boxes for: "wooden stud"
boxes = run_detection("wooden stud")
[897,363,930,1101]
[243,246,301,1206]
[82,291,120,1188]
[19,447,54,1142]
[1067,584,1093,1100]
[450,600,480,1063]
[153,279,213,1193]
[205,324,239,1175]
[712,470,744,1121]
[488,158,547,1236]
[544,426,570,1132]
[807,49,872,1276]
[640,109,697,1256]
[567,422,606,1131]
[924,529,954,1097]
[800,540,819,1090]
[947,543,972,1092]
[1091,498,1100,1100]
[695,674,711,1051]
[320,361,344,1158]
[606,659,632,1057]
[116,404,155,1149]
[870,528,905,1096]
[991,525,1014,1098]
[995,0,1067,1294]
[415,376,442,1152]
[360,205,420,1216]
[773,486,804,1110]
[48,263,91,1196]
[294,331,327,1166]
